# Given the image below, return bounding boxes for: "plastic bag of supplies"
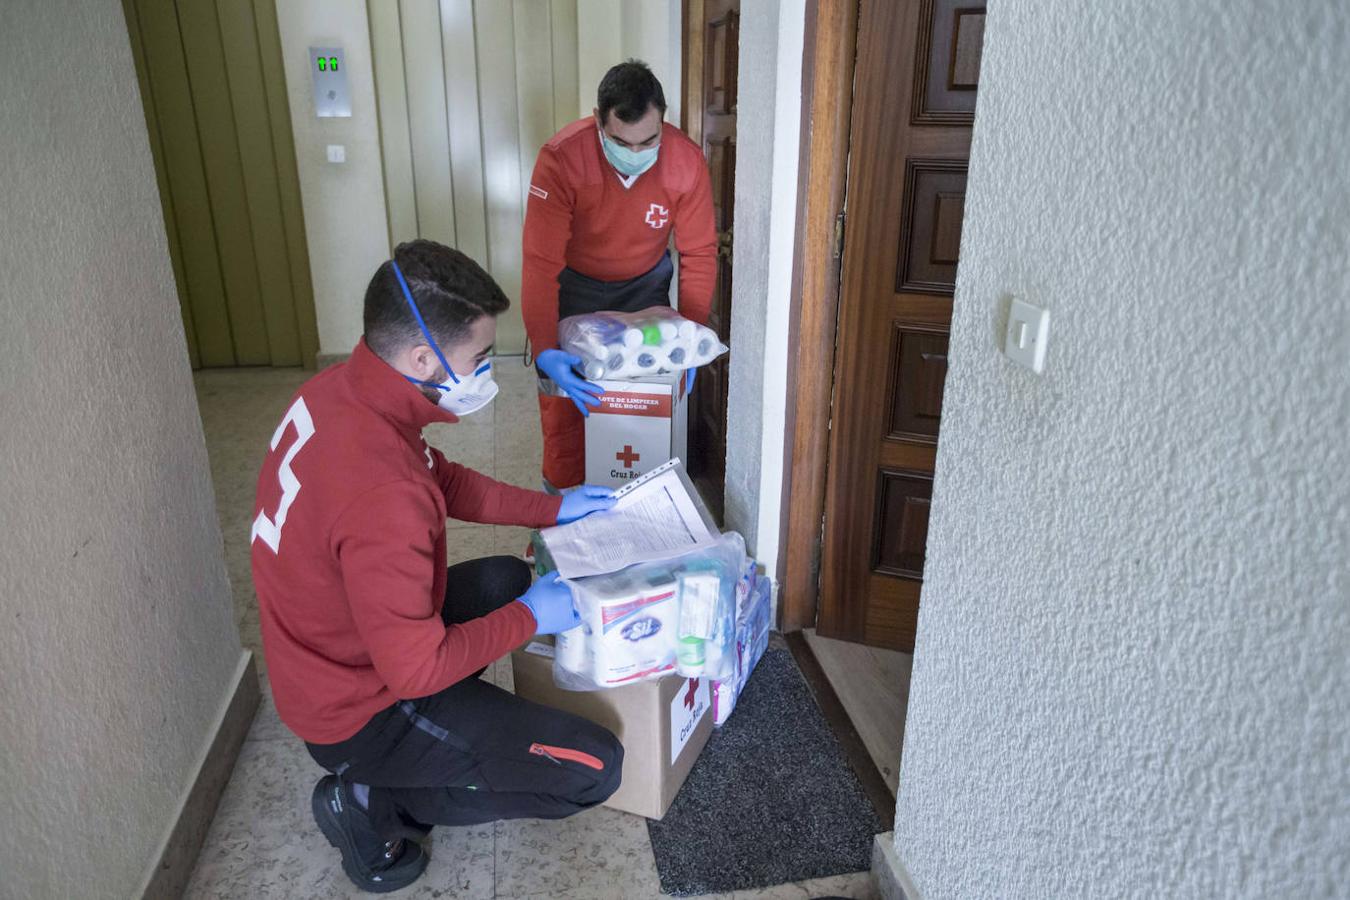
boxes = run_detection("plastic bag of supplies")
[712,573,772,726]
[558,307,729,381]
[551,532,747,691]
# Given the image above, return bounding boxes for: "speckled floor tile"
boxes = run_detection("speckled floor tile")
[495,654,517,694]
[246,676,290,743]
[445,524,499,567]
[495,458,547,494]
[426,420,497,477]
[698,871,879,900]
[494,404,544,453]
[494,805,663,899]
[495,437,545,479]
[493,525,535,559]
[491,356,538,407]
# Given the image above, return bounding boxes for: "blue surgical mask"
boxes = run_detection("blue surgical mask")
[599,126,659,178]
[390,261,499,417]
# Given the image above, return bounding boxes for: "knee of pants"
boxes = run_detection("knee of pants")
[575,729,625,807]
[490,555,533,601]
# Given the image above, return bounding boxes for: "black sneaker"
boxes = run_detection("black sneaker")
[311,775,428,893]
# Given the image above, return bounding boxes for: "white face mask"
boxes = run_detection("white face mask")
[431,360,499,417]
[390,260,498,417]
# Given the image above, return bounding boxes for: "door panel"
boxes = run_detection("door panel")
[887,326,948,443]
[912,0,985,123]
[895,159,967,294]
[817,0,984,650]
[175,0,271,366]
[686,0,739,523]
[872,470,933,579]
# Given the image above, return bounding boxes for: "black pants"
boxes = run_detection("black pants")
[556,249,673,319]
[307,556,624,840]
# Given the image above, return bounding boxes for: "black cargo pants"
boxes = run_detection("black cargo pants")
[307,556,624,840]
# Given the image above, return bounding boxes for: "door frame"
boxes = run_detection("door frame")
[687,0,870,631]
[681,0,706,145]
[777,0,861,631]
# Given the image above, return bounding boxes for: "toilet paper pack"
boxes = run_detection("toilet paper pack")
[552,533,747,691]
[559,308,728,381]
[578,579,682,687]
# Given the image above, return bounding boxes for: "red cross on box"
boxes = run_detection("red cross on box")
[683,678,700,709]
[615,445,641,469]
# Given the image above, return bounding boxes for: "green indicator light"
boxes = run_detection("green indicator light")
[317,57,326,71]
[329,57,339,71]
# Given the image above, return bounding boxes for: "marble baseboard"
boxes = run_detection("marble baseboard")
[137,652,261,899]
[873,832,921,900]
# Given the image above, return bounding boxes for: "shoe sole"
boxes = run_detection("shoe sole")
[311,779,428,894]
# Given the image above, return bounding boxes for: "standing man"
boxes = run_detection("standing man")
[251,240,623,893]
[523,59,717,490]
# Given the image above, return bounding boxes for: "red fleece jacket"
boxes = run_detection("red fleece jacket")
[250,340,563,743]
[521,118,718,353]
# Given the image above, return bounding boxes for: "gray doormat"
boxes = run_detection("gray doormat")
[646,647,886,896]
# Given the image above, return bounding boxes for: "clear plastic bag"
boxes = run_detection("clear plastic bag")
[712,573,772,726]
[553,532,747,690]
[558,307,729,380]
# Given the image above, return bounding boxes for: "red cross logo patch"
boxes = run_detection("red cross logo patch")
[645,203,669,229]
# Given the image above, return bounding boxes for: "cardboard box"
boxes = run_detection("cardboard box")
[585,373,688,488]
[511,639,713,820]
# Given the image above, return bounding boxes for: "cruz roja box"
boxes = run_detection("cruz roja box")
[511,638,714,821]
[584,372,688,489]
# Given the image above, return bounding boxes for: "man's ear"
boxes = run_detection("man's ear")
[408,343,441,381]
[593,107,603,129]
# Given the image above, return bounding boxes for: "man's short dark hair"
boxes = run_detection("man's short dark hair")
[363,239,509,360]
[597,59,666,125]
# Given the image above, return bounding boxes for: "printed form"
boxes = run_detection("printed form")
[540,460,717,578]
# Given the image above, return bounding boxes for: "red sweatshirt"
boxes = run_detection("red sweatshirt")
[521,117,718,353]
[250,339,563,744]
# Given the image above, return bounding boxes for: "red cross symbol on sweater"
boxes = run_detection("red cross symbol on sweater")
[683,678,700,710]
[616,445,641,468]
[645,203,668,229]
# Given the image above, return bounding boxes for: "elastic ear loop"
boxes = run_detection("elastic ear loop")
[391,260,459,385]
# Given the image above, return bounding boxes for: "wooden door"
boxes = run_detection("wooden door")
[817,0,985,650]
[122,0,318,368]
[683,0,738,523]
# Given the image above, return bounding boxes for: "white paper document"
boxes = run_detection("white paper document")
[540,459,717,579]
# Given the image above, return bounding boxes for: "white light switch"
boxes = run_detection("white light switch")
[1004,297,1050,374]
[326,144,346,164]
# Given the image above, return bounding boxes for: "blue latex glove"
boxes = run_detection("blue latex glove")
[557,484,618,524]
[685,367,696,393]
[537,349,605,417]
[517,571,581,635]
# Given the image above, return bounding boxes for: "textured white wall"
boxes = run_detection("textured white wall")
[723,0,804,578]
[894,2,1350,898]
[275,0,392,356]
[0,2,244,896]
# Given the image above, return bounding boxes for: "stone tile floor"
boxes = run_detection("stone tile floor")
[185,357,876,899]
